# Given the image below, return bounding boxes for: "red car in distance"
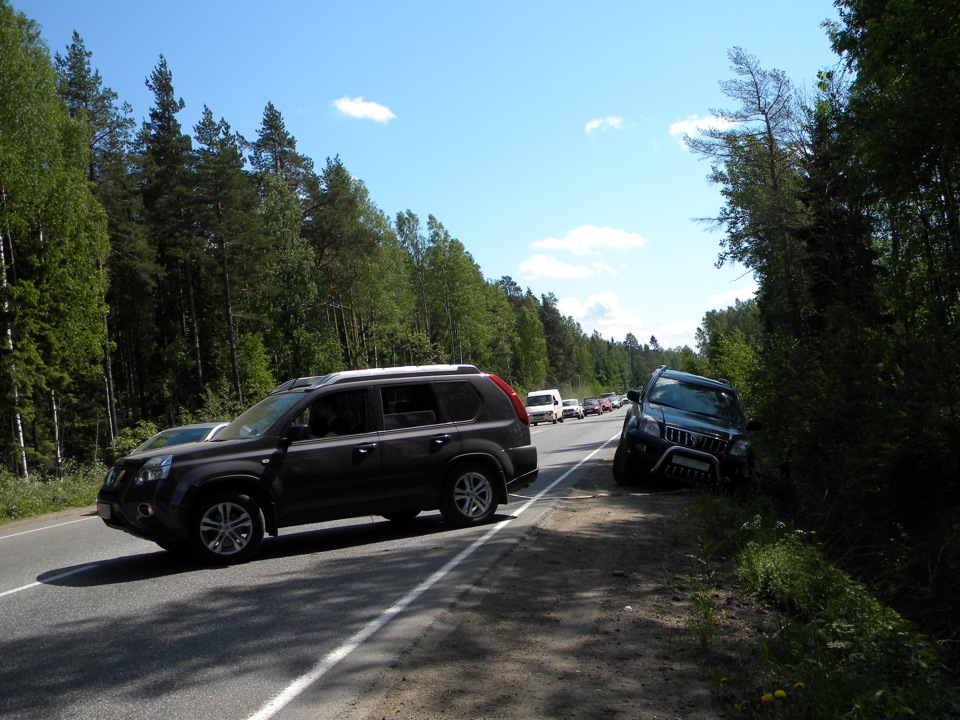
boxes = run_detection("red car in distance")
[583,397,603,416]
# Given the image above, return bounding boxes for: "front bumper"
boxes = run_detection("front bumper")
[96,476,187,544]
[622,432,751,485]
[527,410,558,423]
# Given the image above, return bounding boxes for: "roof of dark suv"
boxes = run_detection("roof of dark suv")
[270,364,482,394]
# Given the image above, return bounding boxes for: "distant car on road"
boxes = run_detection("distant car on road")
[132,422,228,454]
[561,399,584,420]
[601,392,621,409]
[599,396,614,412]
[583,397,603,416]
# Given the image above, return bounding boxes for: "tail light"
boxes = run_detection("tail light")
[487,374,529,425]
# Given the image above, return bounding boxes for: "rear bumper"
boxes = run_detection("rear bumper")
[505,444,539,495]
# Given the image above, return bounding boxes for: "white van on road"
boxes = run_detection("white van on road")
[524,388,563,425]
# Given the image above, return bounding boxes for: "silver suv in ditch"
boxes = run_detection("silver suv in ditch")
[97,365,538,564]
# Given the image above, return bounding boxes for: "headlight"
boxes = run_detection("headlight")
[638,414,661,438]
[134,454,173,485]
[729,440,751,457]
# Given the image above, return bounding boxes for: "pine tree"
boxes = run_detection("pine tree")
[54,30,140,441]
[193,106,265,404]
[137,55,201,417]
[250,101,316,201]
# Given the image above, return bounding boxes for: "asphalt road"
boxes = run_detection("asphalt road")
[0,409,625,720]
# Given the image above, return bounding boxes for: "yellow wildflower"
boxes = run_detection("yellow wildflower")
[775,689,787,699]
[761,693,774,703]
[794,682,806,690]
[733,703,742,713]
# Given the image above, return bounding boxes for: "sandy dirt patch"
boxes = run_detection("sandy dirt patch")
[344,457,750,720]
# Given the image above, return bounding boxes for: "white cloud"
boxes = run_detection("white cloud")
[558,292,643,342]
[591,260,618,276]
[555,291,710,349]
[332,96,396,123]
[585,116,624,134]
[532,224,648,257]
[668,113,737,139]
[518,255,594,281]
[708,282,759,308]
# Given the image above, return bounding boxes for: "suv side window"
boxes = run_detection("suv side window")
[381,383,443,430]
[290,389,369,438]
[436,380,482,422]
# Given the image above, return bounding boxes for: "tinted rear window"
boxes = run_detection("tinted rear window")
[437,380,483,422]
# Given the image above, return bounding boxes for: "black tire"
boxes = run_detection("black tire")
[612,442,642,486]
[155,539,191,556]
[440,464,498,527]
[188,491,265,565]
[382,509,421,523]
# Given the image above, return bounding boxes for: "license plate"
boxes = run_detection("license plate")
[97,502,112,519]
[673,456,710,472]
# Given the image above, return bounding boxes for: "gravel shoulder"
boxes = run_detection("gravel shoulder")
[344,454,736,720]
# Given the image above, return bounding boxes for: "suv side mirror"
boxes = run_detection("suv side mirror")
[626,389,641,403]
[285,424,310,443]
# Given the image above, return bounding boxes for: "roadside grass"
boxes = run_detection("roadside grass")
[684,491,960,719]
[0,463,104,525]
[0,420,175,526]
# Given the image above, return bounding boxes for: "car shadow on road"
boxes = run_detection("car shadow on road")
[36,511,518,587]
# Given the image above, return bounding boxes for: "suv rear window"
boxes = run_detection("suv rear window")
[437,380,483,422]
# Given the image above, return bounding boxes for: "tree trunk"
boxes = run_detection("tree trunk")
[51,389,63,479]
[220,244,243,405]
[0,226,29,479]
[183,258,204,391]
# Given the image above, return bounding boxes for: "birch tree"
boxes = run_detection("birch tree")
[0,3,109,475]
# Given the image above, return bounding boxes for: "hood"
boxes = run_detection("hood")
[114,436,250,469]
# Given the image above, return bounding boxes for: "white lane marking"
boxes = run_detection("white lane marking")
[247,435,619,720]
[0,564,99,599]
[0,516,96,540]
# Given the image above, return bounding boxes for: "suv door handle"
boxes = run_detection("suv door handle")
[431,434,452,448]
[354,442,377,456]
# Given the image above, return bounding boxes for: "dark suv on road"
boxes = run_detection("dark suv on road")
[97,365,538,565]
[613,366,759,488]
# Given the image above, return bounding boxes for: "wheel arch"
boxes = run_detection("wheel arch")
[185,475,280,536]
[444,452,509,504]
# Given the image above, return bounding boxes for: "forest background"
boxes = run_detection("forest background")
[2,0,960,672]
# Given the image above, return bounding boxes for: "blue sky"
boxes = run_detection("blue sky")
[15,0,841,349]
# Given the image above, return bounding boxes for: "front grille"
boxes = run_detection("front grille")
[664,426,727,455]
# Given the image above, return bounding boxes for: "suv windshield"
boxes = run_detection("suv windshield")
[215,394,303,440]
[647,378,743,426]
